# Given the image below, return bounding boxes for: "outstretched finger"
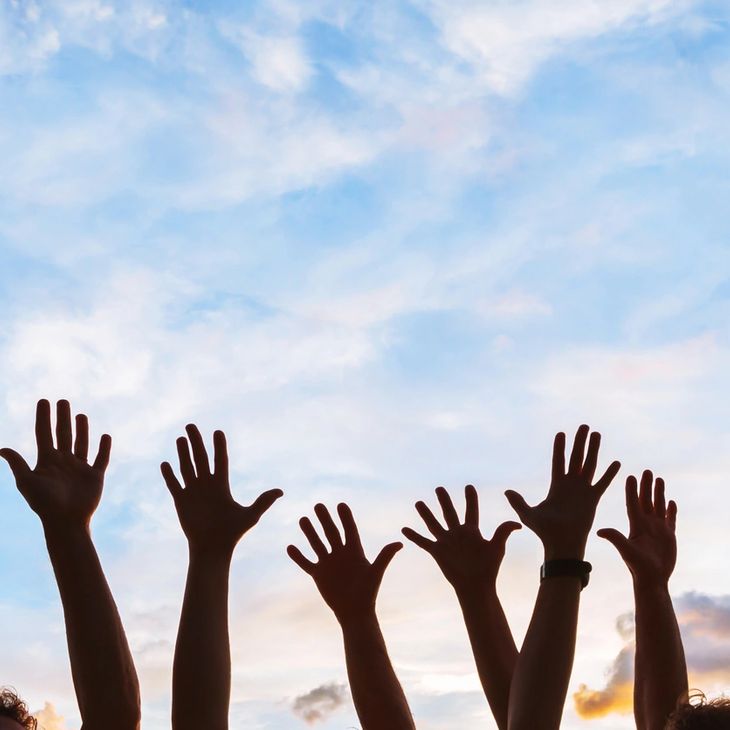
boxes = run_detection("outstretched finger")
[74,414,89,461]
[213,430,228,478]
[0,448,32,482]
[435,487,460,529]
[176,437,196,484]
[654,477,666,518]
[300,516,328,558]
[160,462,183,500]
[56,400,73,453]
[314,503,344,549]
[582,431,601,481]
[666,500,678,531]
[597,528,631,561]
[504,490,531,523]
[594,460,621,496]
[248,488,284,523]
[625,475,641,529]
[415,501,446,538]
[372,542,402,582]
[35,399,54,456]
[92,434,112,472]
[639,470,653,513]
[490,520,522,551]
[287,545,316,575]
[568,424,590,475]
[464,484,479,527]
[401,526,435,552]
[552,431,566,482]
[185,424,211,478]
[337,503,363,551]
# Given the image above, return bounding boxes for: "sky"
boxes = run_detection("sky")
[1,0,730,728]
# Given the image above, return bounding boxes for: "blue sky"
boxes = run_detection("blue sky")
[1,1,730,728]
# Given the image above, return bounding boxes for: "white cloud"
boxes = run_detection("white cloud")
[425,0,697,95]
[222,25,312,93]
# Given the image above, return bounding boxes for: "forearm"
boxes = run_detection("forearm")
[507,577,581,730]
[44,524,140,730]
[173,549,233,730]
[633,578,688,730]
[458,586,517,730]
[340,611,415,730]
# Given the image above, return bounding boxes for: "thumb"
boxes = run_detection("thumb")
[504,490,531,522]
[490,520,522,550]
[596,528,630,558]
[248,488,284,523]
[0,448,31,481]
[372,541,403,581]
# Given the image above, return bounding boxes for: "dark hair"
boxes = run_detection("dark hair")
[666,691,730,729]
[0,688,37,730]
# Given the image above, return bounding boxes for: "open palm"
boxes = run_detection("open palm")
[161,424,283,555]
[0,399,111,528]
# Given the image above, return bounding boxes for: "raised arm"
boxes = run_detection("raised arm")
[0,399,140,730]
[597,471,687,730]
[504,425,620,730]
[161,425,282,730]
[402,485,520,730]
[288,503,414,730]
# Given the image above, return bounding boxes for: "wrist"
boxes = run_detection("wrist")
[42,520,92,543]
[632,574,671,595]
[455,581,499,610]
[336,606,379,632]
[543,542,587,561]
[188,542,235,565]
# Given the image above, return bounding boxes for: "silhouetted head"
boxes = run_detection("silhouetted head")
[666,693,730,729]
[0,688,36,730]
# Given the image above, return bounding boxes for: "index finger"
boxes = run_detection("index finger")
[35,399,53,456]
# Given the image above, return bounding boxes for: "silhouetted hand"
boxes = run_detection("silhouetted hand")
[597,471,676,585]
[0,399,111,530]
[161,425,282,557]
[504,425,621,559]
[402,485,521,595]
[288,503,402,623]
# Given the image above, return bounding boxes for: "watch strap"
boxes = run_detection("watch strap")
[540,559,592,589]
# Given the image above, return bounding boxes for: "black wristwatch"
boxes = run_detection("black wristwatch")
[540,559,592,589]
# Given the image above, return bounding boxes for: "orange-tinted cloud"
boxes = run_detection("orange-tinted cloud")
[33,702,66,730]
[574,592,730,720]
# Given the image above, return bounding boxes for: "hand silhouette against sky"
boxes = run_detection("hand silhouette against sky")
[162,424,282,730]
[1,399,140,730]
[506,425,620,730]
[289,502,415,730]
[403,485,520,730]
[598,472,687,730]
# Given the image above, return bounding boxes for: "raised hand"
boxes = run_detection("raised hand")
[597,471,677,584]
[402,485,520,595]
[0,399,140,730]
[404,485,521,730]
[0,399,111,529]
[161,424,282,556]
[505,424,621,560]
[289,503,415,730]
[288,503,402,623]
